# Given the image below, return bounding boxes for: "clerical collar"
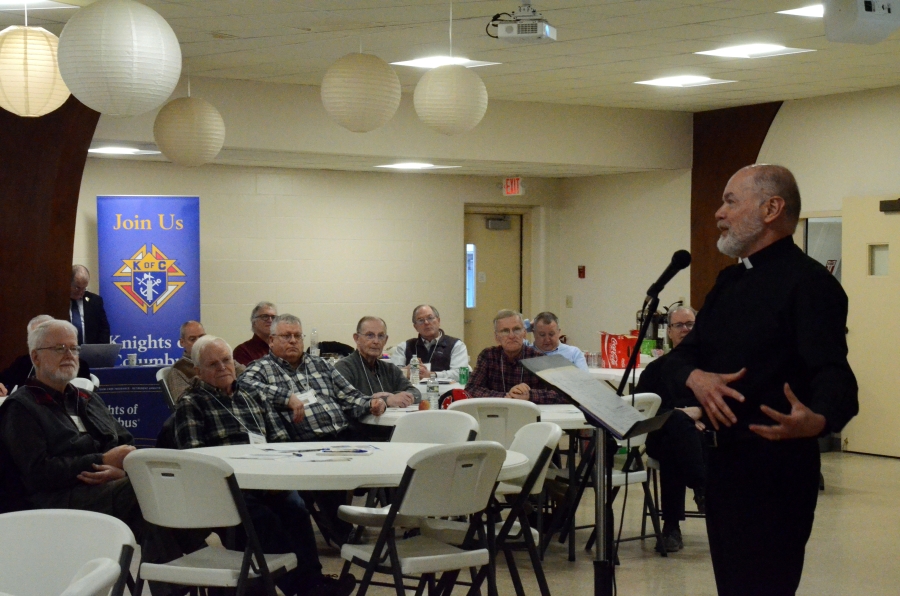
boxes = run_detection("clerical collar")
[740,236,795,270]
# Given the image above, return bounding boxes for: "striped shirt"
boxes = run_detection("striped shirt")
[175,378,294,449]
[239,353,372,440]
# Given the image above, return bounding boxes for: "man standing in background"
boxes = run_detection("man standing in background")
[70,265,110,345]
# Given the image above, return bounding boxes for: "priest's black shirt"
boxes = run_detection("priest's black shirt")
[663,236,858,435]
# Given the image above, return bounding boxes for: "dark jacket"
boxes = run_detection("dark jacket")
[81,291,111,344]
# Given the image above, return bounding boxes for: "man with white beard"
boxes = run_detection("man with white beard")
[663,164,858,595]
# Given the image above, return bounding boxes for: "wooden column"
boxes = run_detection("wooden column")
[690,102,783,308]
[0,96,100,370]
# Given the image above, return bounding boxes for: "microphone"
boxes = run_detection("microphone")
[646,250,691,300]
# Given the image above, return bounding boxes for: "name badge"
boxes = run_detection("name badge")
[247,432,267,445]
[296,390,318,407]
[70,415,87,433]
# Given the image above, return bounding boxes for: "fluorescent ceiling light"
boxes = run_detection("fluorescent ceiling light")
[375,162,461,170]
[89,146,161,155]
[0,1,78,9]
[391,56,500,68]
[696,43,814,59]
[635,76,734,88]
[777,5,824,17]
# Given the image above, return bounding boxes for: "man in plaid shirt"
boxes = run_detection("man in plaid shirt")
[174,335,356,596]
[465,309,564,404]
[239,313,386,545]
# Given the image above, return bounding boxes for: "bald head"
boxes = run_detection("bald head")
[736,164,801,233]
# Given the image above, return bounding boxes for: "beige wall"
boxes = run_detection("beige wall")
[74,159,563,352]
[553,170,693,352]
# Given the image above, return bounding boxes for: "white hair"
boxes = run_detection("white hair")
[192,335,232,364]
[26,314,55,334]
[28,320,77,358]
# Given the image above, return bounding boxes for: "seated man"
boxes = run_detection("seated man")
[390,305,470,382]
[466,309,563,403]
[0,314,92,391]
[0,320,139,531]
[166,320,245,403]
[175,336,355,596]
[337,316,421,407]
[635,305,707,552]
[528,311,588,370]
[240,314,386,544]
[233,301,277,365]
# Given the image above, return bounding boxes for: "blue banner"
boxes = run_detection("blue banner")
[97,196,200,366]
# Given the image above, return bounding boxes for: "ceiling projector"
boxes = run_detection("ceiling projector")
[488,2,557,42]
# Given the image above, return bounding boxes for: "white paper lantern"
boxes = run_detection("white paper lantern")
[414,65,488,136]
[58,0,181,117]
[321,53,401,132]
[0,26,70,117]
[153,97,225,167]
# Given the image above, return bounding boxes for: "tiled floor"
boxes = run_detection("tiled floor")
[315,452,900,595]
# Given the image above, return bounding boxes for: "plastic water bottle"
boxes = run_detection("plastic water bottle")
[427,373,440,410]
[410,355,420,384]
[310,328,320,357]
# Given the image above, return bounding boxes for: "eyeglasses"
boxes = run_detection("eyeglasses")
[36,345,81,356]
[254,314,276,322]
[274,333,305,342]
[496,327,525,337]
[360,333,388,342]
[670,321,695,331]
[415,315,437,325]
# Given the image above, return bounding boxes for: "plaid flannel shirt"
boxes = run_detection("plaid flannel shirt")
[465,345,564,404]
[175,378,294,449]
[239,353,372,440]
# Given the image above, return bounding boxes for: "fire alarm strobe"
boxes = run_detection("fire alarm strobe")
[487,2,557,43]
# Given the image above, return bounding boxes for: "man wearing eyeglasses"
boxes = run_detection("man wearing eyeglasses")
[338,316,421,407]
[233,301,277,365]
[465,309,563,403]
[635,305,705,552]
[390,305,470,382]
[240,314,386,546]
[0,320,139,528]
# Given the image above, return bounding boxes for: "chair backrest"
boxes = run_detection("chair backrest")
[390,410,479,444]
[60,557,121,596]
[156,366,176,411]
[0,509,135,596]
[69,377,95,392]
[617,393,662,448]
[448,398,541,448]
[506,422,563,494]
[397,441,506,518]
[124,448,243,529]
[89,373,100,388]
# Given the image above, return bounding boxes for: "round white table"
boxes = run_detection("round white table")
[362,403,591,431]
[587,367,644,383]
[191,441,529,491]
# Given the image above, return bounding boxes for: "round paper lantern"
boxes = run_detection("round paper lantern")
[0,26,70,117]
[58,0,181,117]
[321,53,401,132]
[153,97,225,167]
[414,65,488,135]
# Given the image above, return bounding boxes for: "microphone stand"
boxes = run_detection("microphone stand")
[593,294,660,596]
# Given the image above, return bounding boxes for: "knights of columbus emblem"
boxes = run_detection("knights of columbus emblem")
[113,245,186,313]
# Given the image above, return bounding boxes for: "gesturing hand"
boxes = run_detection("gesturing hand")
[686,368,746,430]
[749,383,826,441]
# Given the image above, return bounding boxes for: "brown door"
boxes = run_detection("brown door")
[463,213,522,358]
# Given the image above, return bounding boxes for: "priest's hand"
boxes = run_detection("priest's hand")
[749,383,826,441]
[686,368,746,430]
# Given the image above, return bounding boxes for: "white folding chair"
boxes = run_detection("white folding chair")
[69,377,95,392]
[124,449,297,596]
[155,366,176,411]
[89,373,100,388]
[422,422,563,596]
[448,398,541,448]
[0,509,135,596]
[339,442,506,596]
[341,410,480,534]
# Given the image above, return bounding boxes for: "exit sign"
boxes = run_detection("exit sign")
[503,177,523,196]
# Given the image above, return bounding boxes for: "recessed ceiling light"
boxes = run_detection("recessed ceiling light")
[375,162,461,170]
[696,43,814,59]
[88,146,161,155]
[778,5,824,17]
[391,56,500,68]
[635,76,735,88]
